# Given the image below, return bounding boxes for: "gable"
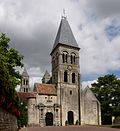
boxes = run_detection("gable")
[83,87,99,101]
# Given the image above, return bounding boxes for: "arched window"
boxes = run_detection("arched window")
[72,73,75,83]
[64,71,68,82]
[26,80,28,85]
[56,109,58,118]
[71,53,76,64]
[62,54,65,63]
[74,56,75,63]
[70,90,72,95]
[66,53,67,62]
[71,55,73,64]
[23,79,26,85]
[62,51,68,63]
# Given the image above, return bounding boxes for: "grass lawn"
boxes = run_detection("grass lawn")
[111,124,120,128]
[99,124,120,129]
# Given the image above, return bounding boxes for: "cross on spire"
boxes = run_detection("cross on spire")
[51,11,79,55]
[62,9,67,19]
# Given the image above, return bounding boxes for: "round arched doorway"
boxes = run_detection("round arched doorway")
[68,111,74,125]
[45,112,53,126]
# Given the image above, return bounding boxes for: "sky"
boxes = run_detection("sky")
[0,0,120,88]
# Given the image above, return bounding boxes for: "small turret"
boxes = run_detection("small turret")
[20,67,30,92]
[22,67,29,77]
[42,70,51,84]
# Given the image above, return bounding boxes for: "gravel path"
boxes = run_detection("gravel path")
[19,126,120,131]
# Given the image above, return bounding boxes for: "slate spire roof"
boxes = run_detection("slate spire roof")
[22,67,29,77]
[51,17,79,54]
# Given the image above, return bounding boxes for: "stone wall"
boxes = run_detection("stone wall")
[81,87,101,125]
[28,98,37,126]
[28,95,61,127]
[0,108,17,131]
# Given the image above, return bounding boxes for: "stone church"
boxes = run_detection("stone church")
[19,16,101,126]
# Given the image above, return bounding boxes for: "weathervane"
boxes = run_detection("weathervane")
[62,9,67,19]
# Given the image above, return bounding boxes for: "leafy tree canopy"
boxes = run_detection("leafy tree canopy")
[0,33,24,114]
[91,74,120,124]
[0,33,23,89]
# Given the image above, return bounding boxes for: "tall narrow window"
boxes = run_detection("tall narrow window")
[74,56,75,63]
[26,80,28,85]
[62,54,65,63]
[56,109,58,118]
[62,51,68,63]
[72,73,75,83]
[64,71,68,82]
[65,53,68,63]
[71,53,76,64]
[23,79,26,85]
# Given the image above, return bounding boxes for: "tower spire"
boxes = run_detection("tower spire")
[22,67,29,77]
[20,67,30,92]
[51,13,79,55]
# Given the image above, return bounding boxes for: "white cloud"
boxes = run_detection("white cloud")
[82,80,97,88]
[29,77,42,91]
[1,0,120,83]
[79,17,120,78]
[28,67,43,90]
[15,76,42,91]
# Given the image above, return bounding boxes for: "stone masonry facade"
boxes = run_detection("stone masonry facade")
[19,16,101,126]
[0,108,17,131]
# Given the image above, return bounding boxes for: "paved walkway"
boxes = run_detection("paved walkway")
[19,126,119,131]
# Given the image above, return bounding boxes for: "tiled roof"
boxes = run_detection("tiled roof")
[18,92,36,103]
[34,83,57,95]
[51,17,79,54]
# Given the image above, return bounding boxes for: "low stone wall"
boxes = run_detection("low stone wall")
[0,108,17,131]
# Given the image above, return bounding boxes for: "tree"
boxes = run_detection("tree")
[0,34,23,89]
[0,33,23,113]
[91,74,120,125]
[17,102,28,127]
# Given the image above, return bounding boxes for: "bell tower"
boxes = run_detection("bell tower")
[20,67,30,92]
[50,16,80,125]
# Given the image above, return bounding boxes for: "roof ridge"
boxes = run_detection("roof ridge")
[35,83,55,86]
